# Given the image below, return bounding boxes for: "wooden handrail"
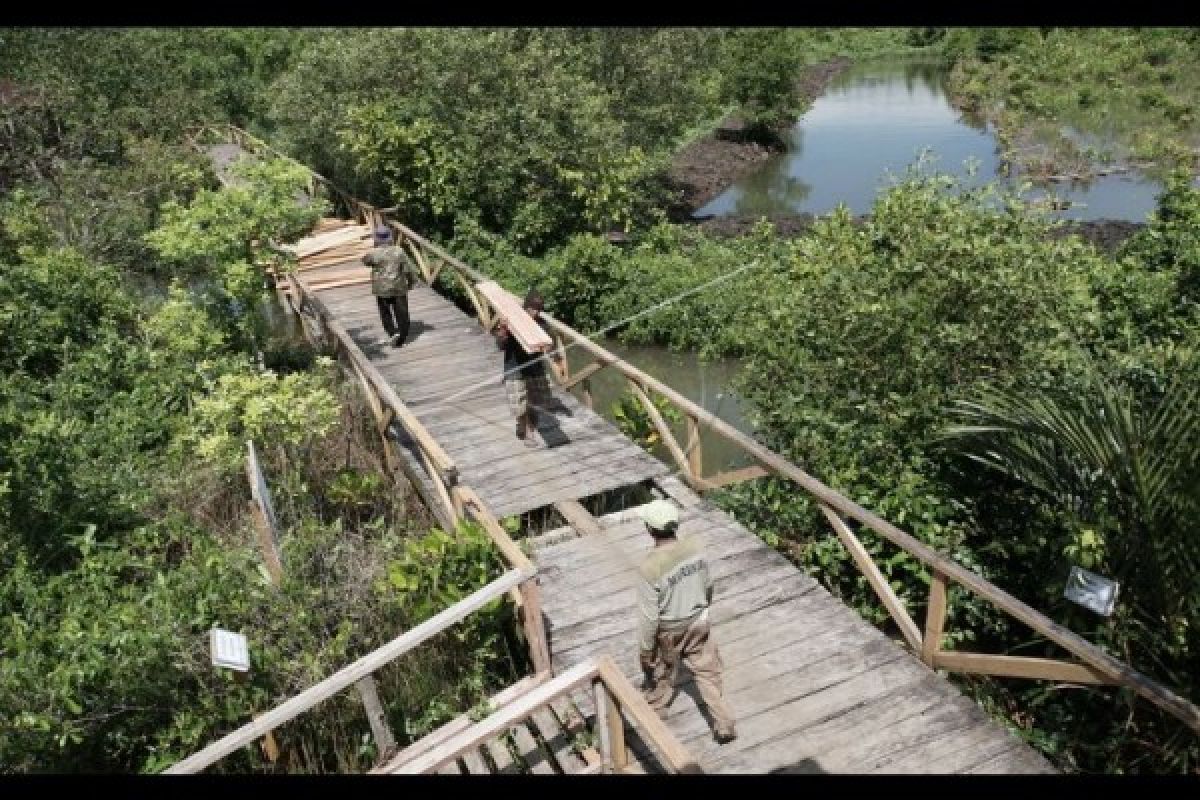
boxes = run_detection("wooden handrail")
[210,124,1200,735]
[165,567,533,774]
[387,656,700,775]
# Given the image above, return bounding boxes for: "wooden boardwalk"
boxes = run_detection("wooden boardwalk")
[311,278,668,520]
[298,256,1055,774]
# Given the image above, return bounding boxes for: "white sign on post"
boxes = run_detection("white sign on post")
[1064,566,1119,617]
[210,628,251,672]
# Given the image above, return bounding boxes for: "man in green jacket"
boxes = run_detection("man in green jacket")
[364,226,419,347]
[635,500,737,743]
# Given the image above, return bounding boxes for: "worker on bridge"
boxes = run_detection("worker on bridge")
[636,500,737,744]
[492,289,562,447]
[364,226,419,348]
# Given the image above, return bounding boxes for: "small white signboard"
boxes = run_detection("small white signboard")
[1064,566,1119,617]
[210,628,251,672]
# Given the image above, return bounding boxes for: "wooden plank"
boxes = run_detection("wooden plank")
[601,682,628,773]
[166,568,533,773]
[485,736,519,774]
[371,672,550,773]
[702,464,770,490]
[629,381,692,481]
[454,486,533,572]
[435,760,463,775]
[511,722,556,775]
[355,675,397,761]
[932,652,1113,685]
[549,695,601,767]
[561,359,610,390]
[390,660,602,774]
[476,280,554,353]
[820,505,923,654]
[529,706,587,774]
[460,747,491,774]
[593,679,614,773]
[553,499,604,537]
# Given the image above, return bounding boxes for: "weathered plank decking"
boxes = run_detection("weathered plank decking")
[299,253,1055,774]
[310,272,668,520]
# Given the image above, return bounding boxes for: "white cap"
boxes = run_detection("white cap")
[639,500,680,533]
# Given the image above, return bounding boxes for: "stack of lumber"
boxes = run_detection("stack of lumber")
[476,281,554,352]
[283,222,375,270]
[276,219,375,291]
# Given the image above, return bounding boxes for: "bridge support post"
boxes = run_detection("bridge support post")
[923,571,949,667]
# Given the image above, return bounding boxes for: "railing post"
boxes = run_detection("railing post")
[593,679,613,774]
[355,675,398,763]
[519,580,552,675]
[923,570,948,667]
[581,377,594,410]
[686,414,703,482]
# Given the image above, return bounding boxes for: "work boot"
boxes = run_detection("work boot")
[391,334,404,347]
[714,726,737,744]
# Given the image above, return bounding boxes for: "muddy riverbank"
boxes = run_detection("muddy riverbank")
[665,58,853,216]
[694,211,1143,255]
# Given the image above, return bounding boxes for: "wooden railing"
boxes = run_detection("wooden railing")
[201,124,1200,737]
[374,656,700,775]
[165,568,532,774]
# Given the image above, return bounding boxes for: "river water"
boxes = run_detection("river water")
[696,57,1166,222]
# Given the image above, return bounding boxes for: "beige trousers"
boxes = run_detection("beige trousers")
[642,612,736,735]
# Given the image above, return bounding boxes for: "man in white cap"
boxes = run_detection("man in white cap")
[635,499,737,743]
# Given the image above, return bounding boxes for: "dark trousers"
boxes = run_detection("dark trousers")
[376,294,410,342]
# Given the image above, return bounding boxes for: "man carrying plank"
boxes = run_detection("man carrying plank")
[635,500,738,744]
[492,289,562,447]
[364,226,419,347]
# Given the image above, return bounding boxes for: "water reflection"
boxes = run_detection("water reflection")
[696,56,1164,223]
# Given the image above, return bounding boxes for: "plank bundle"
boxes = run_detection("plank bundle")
[476,281,554,352]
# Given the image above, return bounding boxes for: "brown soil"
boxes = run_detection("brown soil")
[664,58,853,218]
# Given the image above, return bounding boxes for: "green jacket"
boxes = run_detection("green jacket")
[365,246,417,297]
[635,536,713,653]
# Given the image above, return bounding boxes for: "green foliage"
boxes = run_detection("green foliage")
[1119,170,1200,303]
[943,28,1200,176]
[611,389,683,451]
[718,29,808,133]
[178,361,341,477]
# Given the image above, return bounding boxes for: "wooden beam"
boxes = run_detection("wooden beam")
[553,499,604,537]
[370,672,552,773]
[165,567,533,773]
[933,652,1115,685]
[701,464,770,490]
[561,360,609,390]
[923,571,948,667]
[519,580,552,675]
[356,675,397,761]
[388,660,603,774]
[594,679,614,774]
[819,505,923,653]
[686,415,703,482]
[600,681,627,773]
[476,281,554,353]
[594,657,701,774]
[628,381,693,484]
[454,270,492,330]
[456,486,533,572]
